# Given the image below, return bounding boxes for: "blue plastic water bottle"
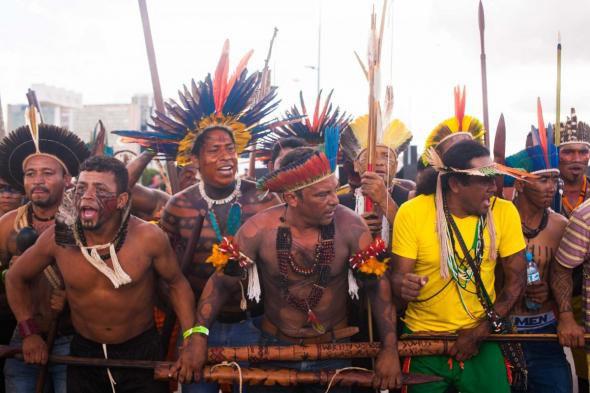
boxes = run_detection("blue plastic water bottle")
[525,251,542,311]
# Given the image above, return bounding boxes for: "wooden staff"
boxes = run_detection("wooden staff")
[0,349,441,386]
[402,332,590,342]
[555,32,562,145]
[493,113,506,198]
[137,0,179,193]
[0,340,446,364]
[478,0,490,147]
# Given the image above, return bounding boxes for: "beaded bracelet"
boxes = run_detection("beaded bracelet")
[183,325,209,339]
[18,318,40,339]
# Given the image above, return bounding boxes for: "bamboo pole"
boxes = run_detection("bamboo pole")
[555,32,562,145]
[478,0,490,147]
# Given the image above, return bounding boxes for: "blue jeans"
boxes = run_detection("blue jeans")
[511,321,572,393]
[4,329,71,393]
[182,317,261,393]
[248,331,351,393]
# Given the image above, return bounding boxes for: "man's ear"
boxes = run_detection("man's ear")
[447,176,462,194]
[283,192,298,208]
[514,179,525,194]
[353,159,362,175]
[64,174,73,188]
[117,192,130,209]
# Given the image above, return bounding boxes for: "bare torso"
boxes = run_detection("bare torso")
[161,180,279,310]
[52,217,159,343]
[239,204,367,337]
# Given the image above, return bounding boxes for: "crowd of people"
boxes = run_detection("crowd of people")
[1,43,590,393]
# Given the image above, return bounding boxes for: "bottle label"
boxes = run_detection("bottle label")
[528,271,540,283]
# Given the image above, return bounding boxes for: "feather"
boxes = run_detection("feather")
[324,126,340,171]
[454,86,466,130]
[424,147,445,171]
[311,90,323,132]
[537,97,549,167]
[213,39,230,114]
[24,106,41,153]
[226,49,254,98]
[354,51,368,80]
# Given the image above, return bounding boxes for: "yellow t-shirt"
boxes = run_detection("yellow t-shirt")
[392,194,525,332]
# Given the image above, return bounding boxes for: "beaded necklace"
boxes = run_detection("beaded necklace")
[27,203,55,223]
[443,196,485,319]
[199,178,242,241]
[520,208,549,239]
[276,219,335,333]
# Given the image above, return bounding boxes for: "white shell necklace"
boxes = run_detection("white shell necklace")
[198,177,242,208]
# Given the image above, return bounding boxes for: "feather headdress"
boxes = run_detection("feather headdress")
[257,90,350,162]
[257,150,334,193]
[113,40,280,166]
[505,98,559,186]
[560,107,590,147]
[347,114,412,160]
[0,117,90,192]
[421,86,486,165]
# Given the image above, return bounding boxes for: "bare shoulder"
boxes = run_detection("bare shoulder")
[548,210,568,233]
[240,179,281,210]
[128,216,167,242]
[0,209,18,235]
[334,204,365,226]
[334,205,370,243]
[237,204,283,240]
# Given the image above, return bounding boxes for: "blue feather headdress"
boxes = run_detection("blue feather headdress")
[113,40,280,166]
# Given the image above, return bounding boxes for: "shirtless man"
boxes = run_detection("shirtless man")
[507,147,570,392]
[161,126,280,392]
[192,147,401,392]
[6,156,200,392]
[0,177,25,217]
[0,123,90,393]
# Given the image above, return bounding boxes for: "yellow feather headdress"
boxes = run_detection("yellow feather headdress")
[348,114,412,159]
[421,86,486,165]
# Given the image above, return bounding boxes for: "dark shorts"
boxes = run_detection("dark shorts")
[67,327,167,393]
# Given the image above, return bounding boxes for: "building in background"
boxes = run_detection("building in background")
[0,94,5,138]
[4,85,153,156]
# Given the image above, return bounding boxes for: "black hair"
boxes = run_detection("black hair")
[270,137,308,164]
[79,156,129,194]
[420,140,491,195]
[190,126,236,156]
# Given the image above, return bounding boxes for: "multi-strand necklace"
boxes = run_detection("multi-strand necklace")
[443,197,485,319]
[276,218,335,333]
[199,178,242,241]
[563,176,587,214]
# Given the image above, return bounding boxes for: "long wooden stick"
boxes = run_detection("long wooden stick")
[4,350,440,386]
[402,332,590,342]
[137,0,179,194]
[555,32,562,145]
[478,0,490,147]
[493,113,506,197]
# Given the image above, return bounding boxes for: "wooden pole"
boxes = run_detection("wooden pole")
[478,0,490,147]
[137,0,179,193]
[555,32,562,145]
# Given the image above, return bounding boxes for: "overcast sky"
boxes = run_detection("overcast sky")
[1,0,589,155]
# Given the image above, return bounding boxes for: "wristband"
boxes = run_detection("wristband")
[18,318,40,339]
[183,325,209,339]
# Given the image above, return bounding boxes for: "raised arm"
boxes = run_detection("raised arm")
[5,228,57,365]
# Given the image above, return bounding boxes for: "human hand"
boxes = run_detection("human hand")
[373,347,402,390]
[169,334,208,384]
[22,334,48,365]
[525,281,549,304]
[557,312,585,348]
[362,212,382,237]
[361,172,388,207]
[400,273,428,302]
[449,323,488,361]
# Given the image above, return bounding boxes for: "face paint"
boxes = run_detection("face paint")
[75,171,122,231]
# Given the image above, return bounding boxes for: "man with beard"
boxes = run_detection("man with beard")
[504,135,571,392]
[0,120,90,393]
[558,108,590,218]
[6,156,200,392]
[192,147,402,392]
[392,140,528,393]
[115,42,283,392]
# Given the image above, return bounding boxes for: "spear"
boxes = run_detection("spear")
[555,32,562,145]
[493,113,506,197]
[137,0,179,193]
[478,0,490,147]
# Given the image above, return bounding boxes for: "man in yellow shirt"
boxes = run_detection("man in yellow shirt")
[391,140,527,393]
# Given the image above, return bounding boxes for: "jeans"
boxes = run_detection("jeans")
[248,331,351,393]
[4,329,71,393]
[511,321,572,393]
[182,317,261,393]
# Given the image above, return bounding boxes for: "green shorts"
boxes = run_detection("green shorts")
[403,329,510,393]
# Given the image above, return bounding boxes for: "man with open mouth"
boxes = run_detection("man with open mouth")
[0,114,90,393]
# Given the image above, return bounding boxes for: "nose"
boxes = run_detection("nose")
[327,191,339,206]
